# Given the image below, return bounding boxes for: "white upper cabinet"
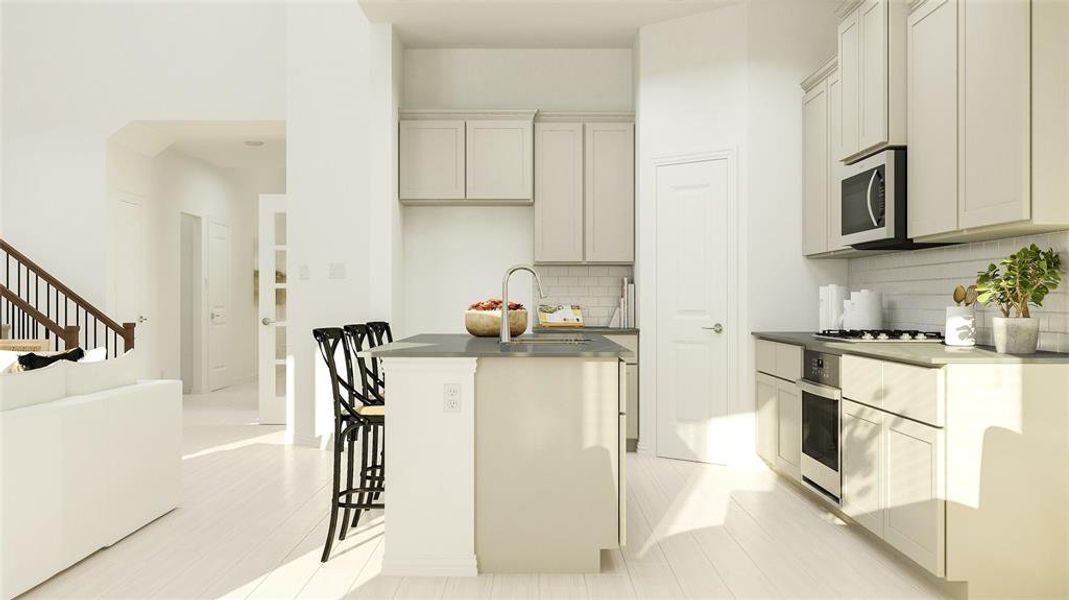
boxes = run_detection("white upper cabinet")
[584,122,634,263]
[466,120,533,201]
[959,0,1030,229]
[907,0,958,238]
[827,69,846,251]
[534,122,584,263]
[904,0,1069,242]
[803,77,830,256]
[801,60,849,257]
[836,0,907,163]
[534,118,635,264]
[837,10,861,160]
[399,120,466,201]
[858,0,888,152]
[398,111,535,204]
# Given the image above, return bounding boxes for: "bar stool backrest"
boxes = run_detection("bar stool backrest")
[313,327,372,422]
[365,321,393,396]
[342,324,385,405]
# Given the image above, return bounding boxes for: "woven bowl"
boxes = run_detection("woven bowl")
[465,309,528,338]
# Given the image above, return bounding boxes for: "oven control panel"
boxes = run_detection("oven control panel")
[803,349,840,387]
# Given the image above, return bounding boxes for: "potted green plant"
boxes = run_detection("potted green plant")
[975,244,1063,354]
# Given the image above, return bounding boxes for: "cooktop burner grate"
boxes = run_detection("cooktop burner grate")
[814,329,944,343]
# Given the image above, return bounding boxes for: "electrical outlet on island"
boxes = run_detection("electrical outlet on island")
[443,383,461,412]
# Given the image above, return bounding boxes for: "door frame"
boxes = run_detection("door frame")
[640,149,742,462]
[179,211,209,394]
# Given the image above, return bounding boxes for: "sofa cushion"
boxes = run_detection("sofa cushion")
[0,361,69,411]
[0,351,21,374]
[66,351,137,397]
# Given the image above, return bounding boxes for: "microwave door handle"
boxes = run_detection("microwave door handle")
[865,170,880,228]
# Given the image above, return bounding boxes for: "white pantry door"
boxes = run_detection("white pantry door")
[113,193,148,367]
[655,156,731,464]
[258,195,289,425]
[207,221,231,391]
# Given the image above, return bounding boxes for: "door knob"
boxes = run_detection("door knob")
[703,323,724,333]
[261,317,275,326]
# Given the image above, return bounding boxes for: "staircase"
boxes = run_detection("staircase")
[0,238,135,358]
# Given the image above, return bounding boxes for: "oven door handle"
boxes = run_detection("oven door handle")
[865,169,881,228]
[795,379,842,400]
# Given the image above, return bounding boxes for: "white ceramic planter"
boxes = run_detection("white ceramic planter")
[992,317,1040,354]
[945,306,976,346]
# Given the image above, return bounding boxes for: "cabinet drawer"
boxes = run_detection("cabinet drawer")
[882,361,944,426]
[755,340,802,382]
[842,355,884,406]
[775,344,802,382]
[842,355,944,426]
[756,340,777,375]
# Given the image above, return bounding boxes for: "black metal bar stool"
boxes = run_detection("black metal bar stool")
[365,321,393,398]
[313,327,385,562]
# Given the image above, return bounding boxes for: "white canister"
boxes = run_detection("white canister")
[945,306,976,346]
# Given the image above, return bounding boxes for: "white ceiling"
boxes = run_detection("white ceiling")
[110,121,286,170]
[359,0,739,48]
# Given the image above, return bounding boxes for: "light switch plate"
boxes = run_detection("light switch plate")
[298,264,311,280]
[328,262,347,280]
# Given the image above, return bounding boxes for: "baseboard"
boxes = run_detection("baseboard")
[288,433,321,448]
[381,556,478,577]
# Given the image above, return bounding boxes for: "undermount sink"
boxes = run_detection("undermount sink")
[504,337,592,345]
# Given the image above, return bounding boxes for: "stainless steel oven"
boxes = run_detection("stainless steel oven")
[797,350,841,503]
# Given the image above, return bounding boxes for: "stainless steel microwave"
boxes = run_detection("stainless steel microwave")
[840,149,910,250]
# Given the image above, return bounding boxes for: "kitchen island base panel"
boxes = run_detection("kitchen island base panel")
[475,357,621,574]
[380,357,479,578]
[377,348,625,577]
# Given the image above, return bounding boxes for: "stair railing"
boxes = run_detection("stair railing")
[0,239,135,357]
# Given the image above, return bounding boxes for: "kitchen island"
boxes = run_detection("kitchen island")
[363,333,628,575]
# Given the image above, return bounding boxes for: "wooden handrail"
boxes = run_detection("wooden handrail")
[0,238,134,352]
[0,284,80,349]
[0,239,128,335]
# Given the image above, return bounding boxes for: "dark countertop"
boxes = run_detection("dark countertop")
[533,326,639,335]
[753,331,1069,366]
[362,333,629,359]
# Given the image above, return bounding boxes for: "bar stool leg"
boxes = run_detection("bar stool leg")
[339,427,357,539]
[321,422,343,562]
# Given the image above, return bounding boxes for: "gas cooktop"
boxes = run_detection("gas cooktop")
[814,329,944,343]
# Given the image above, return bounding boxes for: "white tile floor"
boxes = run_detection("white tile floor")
[20,383,953,599]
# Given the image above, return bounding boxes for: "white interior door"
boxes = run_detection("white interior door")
[113,193,148,369]
[207,221,231,391]
[258,195,288,425]
[655,156,731,464]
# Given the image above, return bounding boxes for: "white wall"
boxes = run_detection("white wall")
[403,49,633,111]
[849,232,1069,353]
[286,5,399,444]
[0,2,285,311]
[402,207,535,337]
[635,1,847,463]
[107,142,284,383]
[401,48,634,334]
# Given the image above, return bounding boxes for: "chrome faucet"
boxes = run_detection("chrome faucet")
[500,264,547,344]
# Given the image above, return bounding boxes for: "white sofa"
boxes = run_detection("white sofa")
[0,352,182,600]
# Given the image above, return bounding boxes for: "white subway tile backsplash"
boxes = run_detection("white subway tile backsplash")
[533,265,633,327]
[847,232,1069,351]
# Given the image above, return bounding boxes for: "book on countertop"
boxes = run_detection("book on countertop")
[538,304,584,328]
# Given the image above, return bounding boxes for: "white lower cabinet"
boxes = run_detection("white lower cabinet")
[775,381,802,480]
[755,373,779,465]
[884,416,945,576]
[841,398,945,577]
[842,399,884,537]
